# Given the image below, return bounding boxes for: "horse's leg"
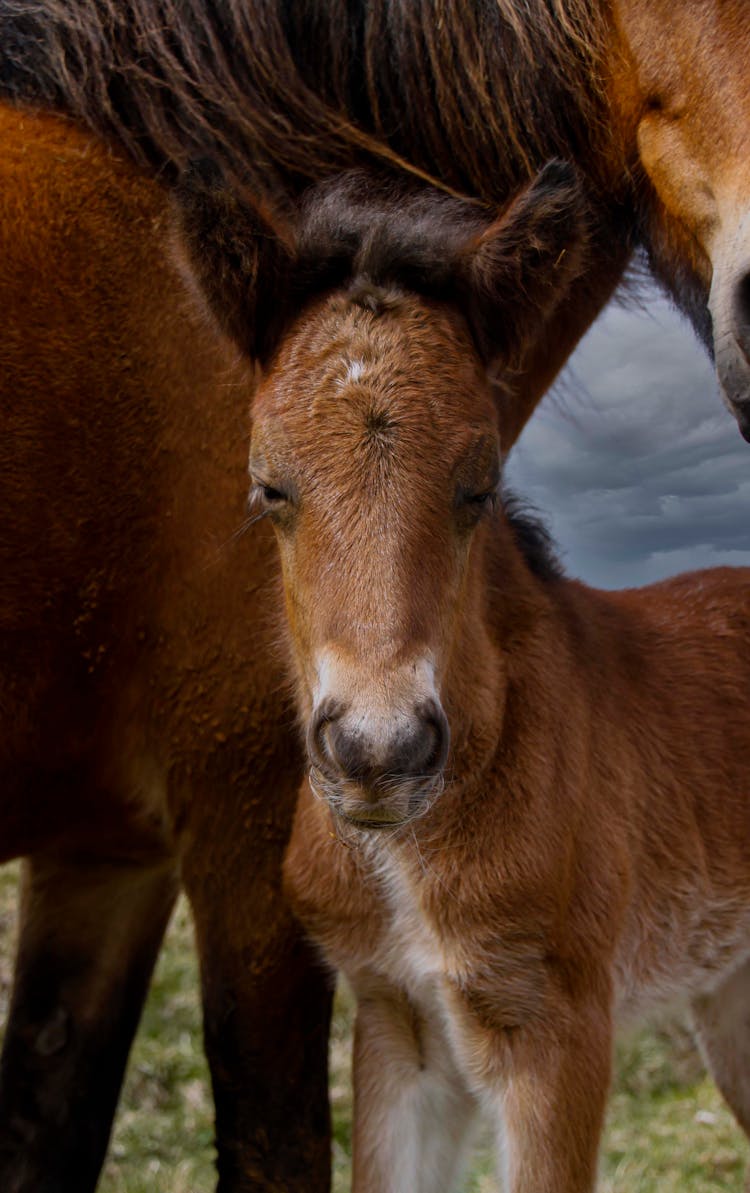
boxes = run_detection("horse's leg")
[445,977,612,1193]
[181,774,333,1193]
[0,849,178,1193]
[351,983,480,1193]
[691,959,750,1183]
[493,1000,612,1193]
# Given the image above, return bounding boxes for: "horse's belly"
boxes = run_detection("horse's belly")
[615,897,750,1018]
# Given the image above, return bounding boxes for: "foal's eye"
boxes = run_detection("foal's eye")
[466,490,496,508]
[260,484,287,504]
[460,488,498,517]
[249,478,291,515]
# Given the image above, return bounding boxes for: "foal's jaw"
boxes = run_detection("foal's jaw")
[306,649,450,829]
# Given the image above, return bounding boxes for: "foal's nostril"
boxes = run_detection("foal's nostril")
[416,699,450,775]
[326,719,371,778]
[307,698,343,767]
[310,703,372,779]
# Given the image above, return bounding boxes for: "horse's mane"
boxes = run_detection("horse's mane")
[0,1,610,203]
[502,491,565,583]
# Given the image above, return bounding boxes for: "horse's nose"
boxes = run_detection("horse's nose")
[733,268,750,334]
[711,255,750,440]
[721,270,750,440]
[308,697,449,785]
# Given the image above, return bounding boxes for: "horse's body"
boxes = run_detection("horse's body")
[175,164,750,1190]
[1,0,749,440]
[0,104,330,1192]
[287,559,750,1192]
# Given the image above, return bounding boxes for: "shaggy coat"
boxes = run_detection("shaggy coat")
[178,161,750,1192]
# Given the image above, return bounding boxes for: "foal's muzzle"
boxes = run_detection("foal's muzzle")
[307,695,450,827]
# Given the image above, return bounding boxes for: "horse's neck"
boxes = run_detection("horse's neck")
[437,535,561,781]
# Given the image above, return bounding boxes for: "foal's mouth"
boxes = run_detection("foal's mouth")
[335,809,408,831]
[308,765,445,831]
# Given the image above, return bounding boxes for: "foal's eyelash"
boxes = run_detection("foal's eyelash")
[246,488,276,519]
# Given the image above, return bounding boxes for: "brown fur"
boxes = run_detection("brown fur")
[2,1,750,440]
[182,171,750,1190]
[0,104,331,1192]
[2,1,750,1179]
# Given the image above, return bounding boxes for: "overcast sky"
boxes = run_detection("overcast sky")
[506,285,750,589]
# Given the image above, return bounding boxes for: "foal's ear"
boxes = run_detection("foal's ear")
[173,160,295,364]
[459,161,587,372]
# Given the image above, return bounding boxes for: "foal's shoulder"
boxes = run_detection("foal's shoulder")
[610,566,750,637]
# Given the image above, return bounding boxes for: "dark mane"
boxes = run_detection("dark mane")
[0,1,612,203]
[294,173,489,300]
[175,160,587,368]
[501,490,564,583]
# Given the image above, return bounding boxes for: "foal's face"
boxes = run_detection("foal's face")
[251,290,501,828]
[175,160,586,824]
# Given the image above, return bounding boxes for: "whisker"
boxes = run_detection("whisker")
[207,508,273,565]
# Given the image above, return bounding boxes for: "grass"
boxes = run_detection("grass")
[0,860,747,1191]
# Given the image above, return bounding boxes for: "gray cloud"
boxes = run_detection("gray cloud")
[506,288,750,588]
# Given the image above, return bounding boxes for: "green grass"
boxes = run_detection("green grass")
[0,860,747,1190]
[100,892,216,1193]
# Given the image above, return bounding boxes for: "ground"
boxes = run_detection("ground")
[0,862,746,1191]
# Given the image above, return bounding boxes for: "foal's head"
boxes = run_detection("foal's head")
[177,165,585,828]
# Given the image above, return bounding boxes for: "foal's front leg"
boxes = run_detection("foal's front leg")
[352,981,480,1193]
[448,973,613,1193]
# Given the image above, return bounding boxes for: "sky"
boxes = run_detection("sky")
[506,284,750,589]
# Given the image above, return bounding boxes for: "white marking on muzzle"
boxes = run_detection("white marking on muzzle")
[313,649,441,766]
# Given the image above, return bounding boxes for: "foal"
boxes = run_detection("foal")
[178,165,750,1191]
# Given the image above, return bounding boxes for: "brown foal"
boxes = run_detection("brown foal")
[178,163,750,1192]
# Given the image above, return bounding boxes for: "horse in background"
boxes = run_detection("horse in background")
[177,150,750,1193]
[0,104,331,1193]
[1,0,749,440]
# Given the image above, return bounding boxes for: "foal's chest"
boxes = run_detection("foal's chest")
[368,851,452,990]
[357,842,561,1039]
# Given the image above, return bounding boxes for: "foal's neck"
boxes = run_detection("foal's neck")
[421,519,558,816]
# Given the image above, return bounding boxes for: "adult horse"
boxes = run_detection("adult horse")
[0,104,331,1193]
[0,0,749,441]
[176,156,750,1193]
